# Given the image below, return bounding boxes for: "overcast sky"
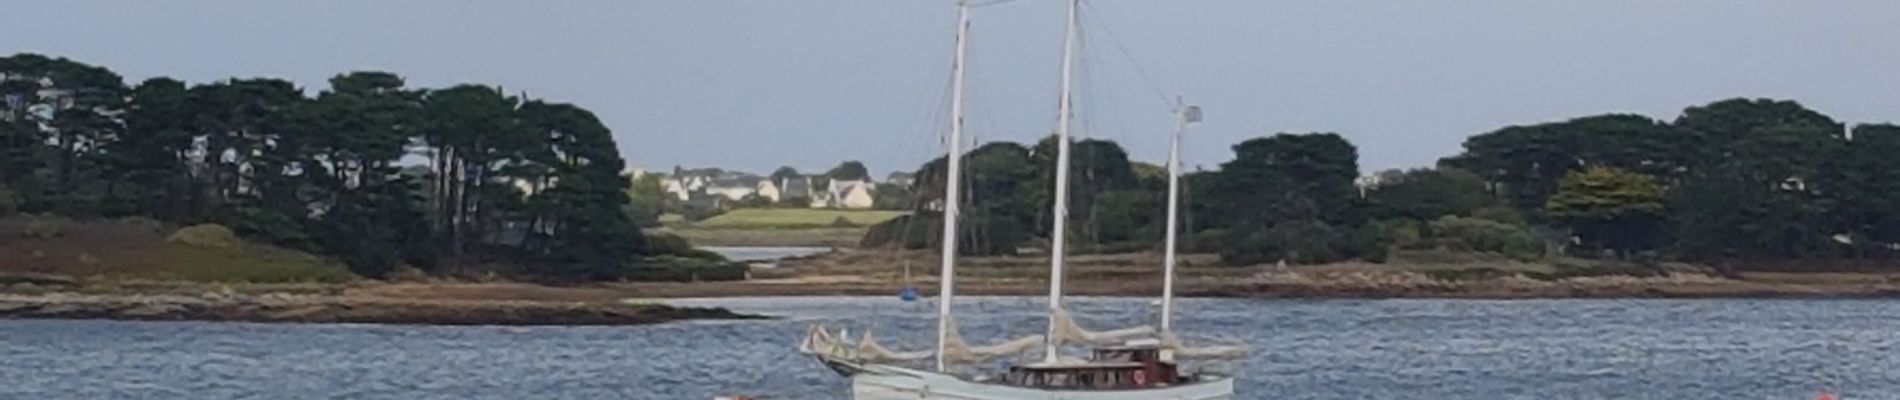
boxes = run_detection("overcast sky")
[7,1,1899,176]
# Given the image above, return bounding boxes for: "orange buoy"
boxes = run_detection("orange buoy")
[1818,391,1836,400]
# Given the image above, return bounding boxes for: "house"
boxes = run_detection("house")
[705,175,766,201]
[837,182,875,209]
[808,188,835,209]
[756,179,782,203]
[779,176,813,204]
[820,179,876,209]
[663,167,729,201]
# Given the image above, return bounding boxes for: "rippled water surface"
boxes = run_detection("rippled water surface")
[5,297,1900,399]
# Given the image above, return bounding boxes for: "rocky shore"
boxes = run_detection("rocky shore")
[0,292,763,326]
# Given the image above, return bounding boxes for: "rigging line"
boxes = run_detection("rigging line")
[1079,25,1135,150]
[1079,1,1175,111]
[969,0,1032,10]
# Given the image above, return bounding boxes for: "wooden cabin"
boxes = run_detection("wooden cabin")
[1000,345,1182,390]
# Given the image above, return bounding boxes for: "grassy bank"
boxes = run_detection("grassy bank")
[690,209,906,229]
[0,216,353,283]
[661,209,908,247]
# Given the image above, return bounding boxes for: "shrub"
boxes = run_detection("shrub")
[0,184,16,217]
[646,231,728,262]
[221,206,312,249]
[1472,206,1526,226]
[1371,219,1424,249]
[115,216,166,234]
[830,216,856,228]
[20,215,67,239]
[168,224,243,249]
[622,256,747,282]
[861,214,936,250]
[1344,223,1393,263]
[1072,241,1154,255]
[1218,221,1350,266]
[1428,216,1544,261]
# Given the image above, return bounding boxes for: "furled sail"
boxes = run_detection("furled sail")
[800,323,841,355]
[856,328,934,362]
[1160,330,1248,360]
[941,319,1044,363]
[1049,308,1154,348]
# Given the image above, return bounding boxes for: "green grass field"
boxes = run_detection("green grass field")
[689,209,907,229]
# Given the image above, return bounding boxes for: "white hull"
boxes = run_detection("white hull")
[850,364,1234,400]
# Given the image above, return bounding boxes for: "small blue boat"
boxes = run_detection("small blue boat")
[898,285,918,302]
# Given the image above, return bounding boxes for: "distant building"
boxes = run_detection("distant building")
[779,176,813,203]
[756,179,782,203]
[705,175,766,201]
[821,179,876,209]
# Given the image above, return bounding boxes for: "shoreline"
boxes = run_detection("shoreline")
[0,289,764,326]
[8,246,1900,326]
[613,276,1900,300]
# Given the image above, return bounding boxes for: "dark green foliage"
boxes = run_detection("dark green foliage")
[645,231,726,261]
[1545,167,1667,256]
[1442,114,1693,214]
[1368,168,1496,221]
[826,161,870,181]
[624,174,665,227]
[0,54,665,281]
[1427,216,1545,261]
[0,183,15,216]
[860,213,938,250]
[1203,133,1368,265]
[871,184,915,210]
[911,142,1040,255]
[623,256,746,282]
[769,166,801,184]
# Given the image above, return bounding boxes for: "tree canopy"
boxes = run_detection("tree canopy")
[0,53,657,280]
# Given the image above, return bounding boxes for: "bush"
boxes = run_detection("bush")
[1371,219,1424,249]
[153,243,355,283]
[168,224,242,249]
[1472,206,1526,226]
[1218,221,1351,266]
[221,206,312,249]
[646,231,728,262]
[20,215,67,239]
[622,256,746,282]
[679,206,727,222]
[830,216,856,228]
[0,184,16,217]
[861,214,936,250]
[1428,216,1544,261]
[1344,223,1393,263]
[1072,241,1155,255]
[115,216,166,234]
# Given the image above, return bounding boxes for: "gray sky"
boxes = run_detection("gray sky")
[7,1,1899,176]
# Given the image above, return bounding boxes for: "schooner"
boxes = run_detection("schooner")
[800,1,1242,398]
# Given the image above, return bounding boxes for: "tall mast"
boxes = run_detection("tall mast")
[935,0,971,373]
[1044,0,1080,362]
[1161,99,1199,333]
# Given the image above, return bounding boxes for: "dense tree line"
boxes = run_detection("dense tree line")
[0,54,650,280]
[872,98,1900,270]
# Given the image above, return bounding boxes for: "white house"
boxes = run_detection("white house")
[756,179,782,203]
[705,176,766,201]
[819,179,876,209]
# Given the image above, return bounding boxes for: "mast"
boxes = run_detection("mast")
[1161,99,1200,333]
[1043,0,1080,362]
[935,0,971,373]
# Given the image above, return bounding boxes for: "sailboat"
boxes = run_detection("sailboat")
[800,1,1239,398]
